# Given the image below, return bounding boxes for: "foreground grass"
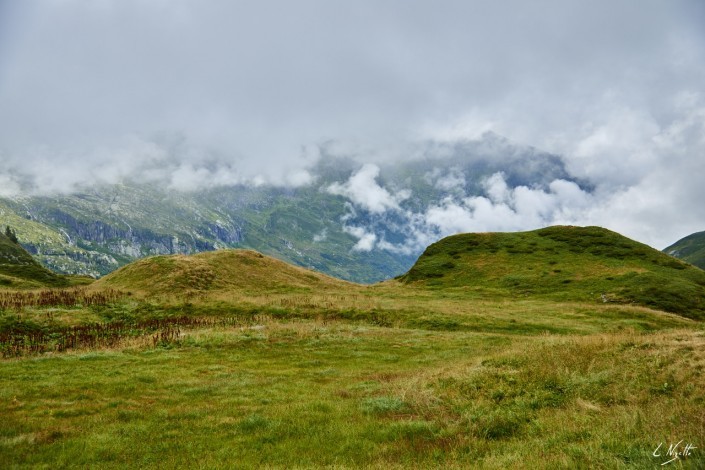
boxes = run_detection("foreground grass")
[2,318,704,468]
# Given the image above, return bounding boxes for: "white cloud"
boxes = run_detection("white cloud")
[168,163,242,192]
[0,134,322,194]
[313,228,327,242]
[424,167,466,192]
[422,173,593,236]
[343,225,377,252]
[0,173,21,197]
[425,199,480,235]
[483,172,511,204]
[343,172,598,255]
[285,169,315,188]
[572,96,705,247]
[326,163,410,214]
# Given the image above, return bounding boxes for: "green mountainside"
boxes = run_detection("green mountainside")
[0,183,413,283]
[1,175,400,283]
[399,226,705,320]
[664,230,705,270]
[0,230,67,288]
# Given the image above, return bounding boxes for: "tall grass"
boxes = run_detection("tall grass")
[0,287,124,310]
[0,314,270,357]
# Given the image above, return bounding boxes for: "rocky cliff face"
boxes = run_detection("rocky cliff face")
[19,204,246,276]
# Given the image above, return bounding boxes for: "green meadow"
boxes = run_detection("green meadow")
[2,227,705,468]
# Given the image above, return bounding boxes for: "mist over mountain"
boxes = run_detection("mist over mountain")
[0,133,592,282]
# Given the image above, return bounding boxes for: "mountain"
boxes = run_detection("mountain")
[94,249,353,298]
[398,226,705,320]
[0,229,67,288]
[664,231,705,270]
[0,183,414,283]
[0,134,581,283]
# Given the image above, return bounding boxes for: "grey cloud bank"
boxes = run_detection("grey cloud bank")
[1,0,704,249]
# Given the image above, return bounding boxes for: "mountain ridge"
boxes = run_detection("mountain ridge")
[664,230,705,270]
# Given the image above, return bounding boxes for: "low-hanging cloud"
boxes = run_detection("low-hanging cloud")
[326,163,410,214]
[0,134,317,194]
[335,170,596,254]
[335,98,705,251]
[343,225,378,252]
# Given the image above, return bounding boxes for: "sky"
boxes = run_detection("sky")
[1,0,704,249]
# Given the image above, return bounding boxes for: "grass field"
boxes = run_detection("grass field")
[1,293,704,468]
[2,227,705,468]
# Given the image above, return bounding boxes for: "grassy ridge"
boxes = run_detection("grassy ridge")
[400,226,705,320]
[665,230,705,270]
[0,231,68,288]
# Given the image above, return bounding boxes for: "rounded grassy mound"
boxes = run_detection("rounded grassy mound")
[399,226,705,320]
[95,249,355,297]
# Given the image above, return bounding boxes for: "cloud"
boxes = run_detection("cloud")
[343,225,377,252]
[332,168,596,255]
[0,173,21,197]
[424,167,466,192]
[573,96,705,246]
[312,228,327,243]
[0,134,319,194]
[326,163,410,214]
[422,173,594,236]
[3,1,703,169]
[333,97,705,252]
[168,163,240,192]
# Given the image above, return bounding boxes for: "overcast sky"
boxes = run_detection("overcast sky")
[1,0,704,249]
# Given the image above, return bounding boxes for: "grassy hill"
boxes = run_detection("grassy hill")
[94,248,355,298]
[0,230,68,288]
[399,226,705,320]
[664,230,705,270]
